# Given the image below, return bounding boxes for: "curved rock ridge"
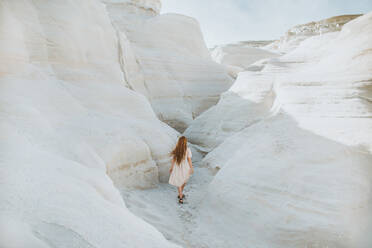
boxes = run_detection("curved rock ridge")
[266,14,362,53]
[196,114,372,248]
[0,0,179,247]
[104,1,233,132]
[185,12,372,247]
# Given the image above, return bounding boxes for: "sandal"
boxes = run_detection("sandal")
[178,198,183,204]
[177,194,185,199]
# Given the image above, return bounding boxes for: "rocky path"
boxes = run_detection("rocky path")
[120,162,214,247]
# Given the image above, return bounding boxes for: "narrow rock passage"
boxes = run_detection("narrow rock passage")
[120,160,214,247]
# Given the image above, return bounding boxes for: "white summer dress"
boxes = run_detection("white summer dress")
[169,148,192,187]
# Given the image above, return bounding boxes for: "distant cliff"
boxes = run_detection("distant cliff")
[266,14,362,52]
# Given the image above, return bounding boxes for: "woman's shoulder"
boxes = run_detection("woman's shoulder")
[187,147,192,158]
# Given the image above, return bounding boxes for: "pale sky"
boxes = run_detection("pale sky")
[161,0,372,47]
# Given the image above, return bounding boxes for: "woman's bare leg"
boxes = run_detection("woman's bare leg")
[177,186,183,198]
[181,183,186,193]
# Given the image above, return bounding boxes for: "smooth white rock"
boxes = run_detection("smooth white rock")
[104,1,233,131]
[186,12,372,247]
[0,0,179,247]
[211,42,279,76]
[196,114,372,248]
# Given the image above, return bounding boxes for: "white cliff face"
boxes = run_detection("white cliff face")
[0,0,179,247]
[185,12,372,248]
[104,0,233,132]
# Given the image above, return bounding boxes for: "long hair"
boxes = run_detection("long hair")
[171,136,188,165]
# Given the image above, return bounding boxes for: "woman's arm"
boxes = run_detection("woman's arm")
[187,156,194,174]
[169,158,175,174]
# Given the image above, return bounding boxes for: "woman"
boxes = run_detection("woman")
[169,136,194,204]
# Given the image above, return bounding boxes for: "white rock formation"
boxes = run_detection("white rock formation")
[265,14,361,53]
[211,42,279,77]
[1,0,371,247]
[184,71,277,153]
[0,0,179,247]
[186,12,372,247]
[104,0,233,131]
[196,114,372,248]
